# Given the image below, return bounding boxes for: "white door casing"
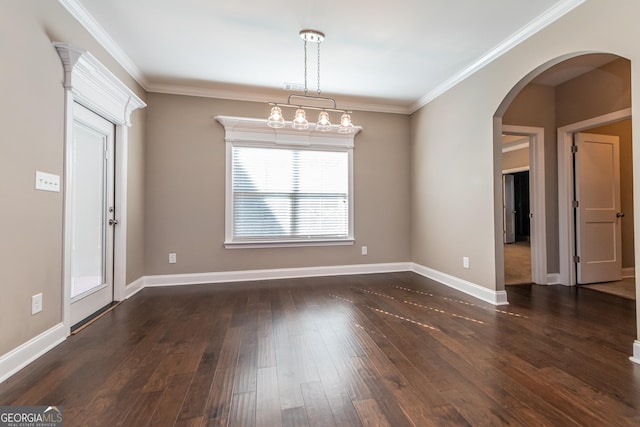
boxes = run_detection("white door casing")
[501,125,546,285]
[55,43,146,333]
[557,108,631,286]
[574,132,622,284]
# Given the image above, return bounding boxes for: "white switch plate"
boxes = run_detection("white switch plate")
[361,246,368,255]
[35,171,60,192]
[169,253,177,264]
[32,293,43,315]
[463,256,470,269]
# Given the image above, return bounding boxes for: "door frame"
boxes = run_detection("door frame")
[557,108,632,286]
[502,125,547,284]
[54,43,145,334]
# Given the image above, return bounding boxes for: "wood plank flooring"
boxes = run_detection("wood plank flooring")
[2,272,640,426]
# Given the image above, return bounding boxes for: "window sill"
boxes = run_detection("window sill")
[224,239,355,249]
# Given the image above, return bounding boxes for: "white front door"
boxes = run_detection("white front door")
[575,132,622,284]
[503,174,516,244]
[69,103,116,326]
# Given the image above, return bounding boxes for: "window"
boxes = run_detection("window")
[217,116,357,248]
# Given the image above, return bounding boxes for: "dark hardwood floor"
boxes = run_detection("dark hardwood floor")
[2,272,640,426]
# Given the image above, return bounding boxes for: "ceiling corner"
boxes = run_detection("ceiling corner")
[57,0,149,90]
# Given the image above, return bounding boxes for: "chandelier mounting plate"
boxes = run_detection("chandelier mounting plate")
[299,29,325,43]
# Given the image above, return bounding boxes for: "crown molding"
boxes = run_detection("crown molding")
[410,0,587,113]
[59,0,585,116]
[53,42,146,126]
[147,82,412,115]
[58,0,148,90]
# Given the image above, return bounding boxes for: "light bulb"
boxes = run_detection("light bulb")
[316,111,331,131]
[292,109,309,129]
[338,113,353,133]
[267,106,285,128]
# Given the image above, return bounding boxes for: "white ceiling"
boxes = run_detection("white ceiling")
[68,0,587,113]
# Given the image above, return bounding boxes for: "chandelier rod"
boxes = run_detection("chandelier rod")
[303,38,308,96]
[268,94,351,114]
[317,38,321,96]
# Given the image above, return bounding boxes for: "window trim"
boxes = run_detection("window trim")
[216,115,361,248]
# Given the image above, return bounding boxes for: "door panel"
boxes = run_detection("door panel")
[69,103,115,325]
[575,132,621,284]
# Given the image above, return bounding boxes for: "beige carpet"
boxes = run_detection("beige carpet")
[582,278,636,300]
[504,241,532,285]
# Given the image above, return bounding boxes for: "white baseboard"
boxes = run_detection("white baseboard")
[144,262,412,287]
[125,276,145,299]
[546,273,562,285]
[143,262,509,306]
[630,341,640,365]
[411,263,509,306]
[0,323,67,383]
[622,267,635,279]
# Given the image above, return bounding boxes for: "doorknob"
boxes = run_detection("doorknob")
[617,212,625,218]
[109,218,119,226]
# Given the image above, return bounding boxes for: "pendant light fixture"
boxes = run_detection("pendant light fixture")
[267,29,356,133]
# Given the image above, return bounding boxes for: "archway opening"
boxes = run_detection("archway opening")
[494,52,633,299]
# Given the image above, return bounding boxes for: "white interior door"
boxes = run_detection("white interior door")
[575,132,622,284]
[503,174,516,244]
[69,103,115,325]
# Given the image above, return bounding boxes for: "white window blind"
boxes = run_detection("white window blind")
[231,145,350,243]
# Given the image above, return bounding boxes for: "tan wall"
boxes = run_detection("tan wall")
[144,93,411,275]
[0,1,146,354]
[502,148,530,171]
[411,0,640,304]
[588,120,634,269]
[556,58,632,127]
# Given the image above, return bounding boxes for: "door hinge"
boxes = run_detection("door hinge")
[573,255,580,263]
[572,200,579,208]
[571,145,578,153]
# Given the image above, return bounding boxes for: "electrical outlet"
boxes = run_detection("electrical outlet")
[32,293,43,315]
[463,256,470,269]
[361,246,368,255]
[169,253,177,264]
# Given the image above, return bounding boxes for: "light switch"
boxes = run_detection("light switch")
[35,171,60,192]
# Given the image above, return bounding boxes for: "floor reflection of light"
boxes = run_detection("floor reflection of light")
[357,288,396,300]
[329,293,440,332]
[394,285,529,319]
[329,294,355,304]
[367,306,440,331]
[403,300,485,324]
[355,287,485,325]
[354,323,388,339]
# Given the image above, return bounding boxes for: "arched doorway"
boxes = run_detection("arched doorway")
[494,53,634,296]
